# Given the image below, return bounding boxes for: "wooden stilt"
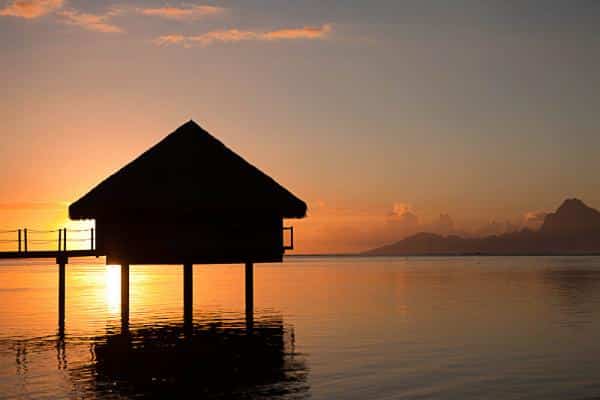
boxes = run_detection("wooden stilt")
[58,261,66,334]
[245,262,254,331]
[121,264,130,330]
[183,263,193,333]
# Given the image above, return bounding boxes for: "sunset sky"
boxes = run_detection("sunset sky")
[1,0,600,253]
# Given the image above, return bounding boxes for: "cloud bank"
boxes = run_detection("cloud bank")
[139,5,224,20]
[0,0,63,18]
[58,9,123,33]
[154,24,332,47]
[1,2,332,44]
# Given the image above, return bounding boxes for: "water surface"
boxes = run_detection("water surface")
[1,256,600,399]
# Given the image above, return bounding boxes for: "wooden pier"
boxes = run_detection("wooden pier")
[0,226,264,334]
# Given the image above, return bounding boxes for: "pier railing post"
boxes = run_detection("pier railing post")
[63,228,67,252]
[23,229,27,253]
[58,229,62,252]
[90,228,94,251]
[18,229,21,253]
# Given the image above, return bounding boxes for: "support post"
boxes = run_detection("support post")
[58,229,62,252]
[245,262,254,331]
[23,229,27,252]
[183,263,193,333]
[58,257,67,335]
[63,228,67,252]
[18,229,21,253]
[121,264,130,330]
[90,228,94,251]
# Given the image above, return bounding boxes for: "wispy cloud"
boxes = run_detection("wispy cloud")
[0,0,122,33]
[390,202,412,217]
[523,210,548,229]
[263,25,333,40]
[154,23,333,47]
[57,8,123,33]
[0,0,64,19]
[154,34,186,46]
[139,4,224,20]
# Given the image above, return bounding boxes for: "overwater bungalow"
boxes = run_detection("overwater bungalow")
[69,120,307,266]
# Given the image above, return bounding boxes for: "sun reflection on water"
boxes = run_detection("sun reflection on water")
[105,265,121,315]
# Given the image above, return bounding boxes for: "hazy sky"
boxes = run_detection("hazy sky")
[1,0,600,253]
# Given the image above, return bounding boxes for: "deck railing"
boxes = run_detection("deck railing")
[1,226,294,254]
[0,228,95,253]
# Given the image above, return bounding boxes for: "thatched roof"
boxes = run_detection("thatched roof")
[69,120,307,220]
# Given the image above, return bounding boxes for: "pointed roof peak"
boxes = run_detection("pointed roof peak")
[162,120,221,147]
[183,119,200,128]
[69,121,307,220]
[174,119,206,134]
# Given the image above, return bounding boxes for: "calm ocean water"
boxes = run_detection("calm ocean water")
[1,256,600,399]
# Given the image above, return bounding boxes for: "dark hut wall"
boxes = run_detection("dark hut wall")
[96,214,284,265]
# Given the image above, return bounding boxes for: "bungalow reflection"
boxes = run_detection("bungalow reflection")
[69,316,309,399]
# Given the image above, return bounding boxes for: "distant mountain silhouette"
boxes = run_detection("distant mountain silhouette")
[363,199,600,256]
[540,198,600,234]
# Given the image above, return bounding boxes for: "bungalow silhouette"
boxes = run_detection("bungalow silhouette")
[68,120,307,326]
[69,120,306,265]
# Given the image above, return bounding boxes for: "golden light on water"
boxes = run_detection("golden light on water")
[105,265,121,315]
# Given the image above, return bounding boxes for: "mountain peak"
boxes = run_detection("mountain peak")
[540,198,600,234]
[557,198,587,211]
